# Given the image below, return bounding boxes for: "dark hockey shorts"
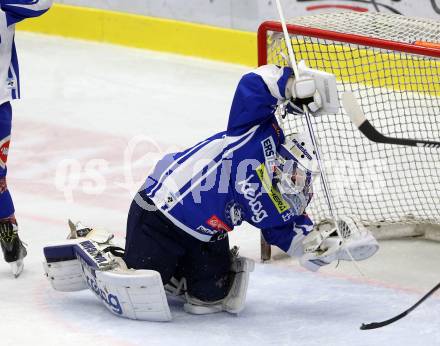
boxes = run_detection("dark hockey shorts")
[124,192,232,302]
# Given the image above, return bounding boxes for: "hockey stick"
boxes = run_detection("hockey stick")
[360,281,440,330]
[342,92,440,148]
[274,0,364,275]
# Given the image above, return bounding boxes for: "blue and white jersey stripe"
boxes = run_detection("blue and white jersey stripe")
[146,134,223,199]
[147,126,258,206]
[0,0,53,105]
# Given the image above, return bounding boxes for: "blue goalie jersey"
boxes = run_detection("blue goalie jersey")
[143,65,313,256]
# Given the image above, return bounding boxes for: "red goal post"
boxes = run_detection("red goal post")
[258,21,440,67]
[257,12,440,261]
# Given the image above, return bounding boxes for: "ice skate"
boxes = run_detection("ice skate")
[0,221,27,278]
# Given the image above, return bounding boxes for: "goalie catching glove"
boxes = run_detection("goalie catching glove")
[285,60,339,115]
[299,217,379,272]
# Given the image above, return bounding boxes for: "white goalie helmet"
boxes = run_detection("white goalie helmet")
[274,132,320,215]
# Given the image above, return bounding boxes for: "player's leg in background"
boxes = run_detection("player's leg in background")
[0,101,27,275]
[123,193,185,285]
[0,101,14,222]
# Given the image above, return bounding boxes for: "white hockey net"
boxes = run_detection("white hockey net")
[258,12,440,240]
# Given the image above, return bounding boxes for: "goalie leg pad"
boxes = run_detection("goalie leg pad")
[43,259,87,292]
[43,240,172,322]
[90,268,171,322]
[183,255,255,315]
[222,256,255,314]
[43,241,88,291]
[77,240,172,321]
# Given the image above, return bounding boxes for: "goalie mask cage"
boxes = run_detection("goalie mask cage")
[258,11,440,250]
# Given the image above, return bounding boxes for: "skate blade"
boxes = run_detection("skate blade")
[11,259,24,278]
[183,303,223,315]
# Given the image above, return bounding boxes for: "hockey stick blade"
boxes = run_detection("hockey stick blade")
[360,281,440,330]
[341,92,440,149]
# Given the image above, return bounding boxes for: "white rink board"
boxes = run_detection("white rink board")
[55,0,440,31]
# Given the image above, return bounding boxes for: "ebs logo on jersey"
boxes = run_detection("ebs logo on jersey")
[261,137,276,162]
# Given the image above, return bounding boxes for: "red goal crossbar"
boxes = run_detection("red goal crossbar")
[257,20,440,67]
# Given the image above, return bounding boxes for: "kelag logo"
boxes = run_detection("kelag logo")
[77,253,123,316]
[84,274,123,315]
[237,175,269,223]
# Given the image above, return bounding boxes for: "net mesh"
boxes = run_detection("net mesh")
[290,11,440,44]
[261,12,440,226]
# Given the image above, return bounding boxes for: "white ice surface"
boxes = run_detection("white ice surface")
[1,32,440,346]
